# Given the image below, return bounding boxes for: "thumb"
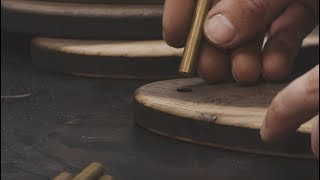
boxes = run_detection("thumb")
[204,0,292,48]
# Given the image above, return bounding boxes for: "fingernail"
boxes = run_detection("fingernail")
[162,30,166,41]
[232,67,239,82]
[205,14,236,45]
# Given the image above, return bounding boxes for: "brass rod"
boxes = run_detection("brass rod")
[72,162,104,180]
[179,0,211,76]
[53,172,73,180]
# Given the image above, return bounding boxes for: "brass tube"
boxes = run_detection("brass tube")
[73,162,104,180]
[179,0,211,76]
[53,172,73,180]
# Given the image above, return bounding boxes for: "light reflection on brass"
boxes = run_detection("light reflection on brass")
[179,0,211,76]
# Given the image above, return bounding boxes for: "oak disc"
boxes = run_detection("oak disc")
[134,78,315,159]
[1,0,163,39]
[30,0,163,4]
[31,38,183,79]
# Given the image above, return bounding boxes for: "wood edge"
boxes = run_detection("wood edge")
[133,98,315,160]
[30,0,163,5]
[138,125,316,160]
[2,0,164,16]
[134,81,313,134]
[31,38,184,58]
[31,37,316,57]
[71,73,181,80]
[1,0,163,38]
[30,43,181,80]
[134,86,265,132]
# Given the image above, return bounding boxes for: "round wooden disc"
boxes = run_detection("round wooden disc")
[30,0,163,4]
[134,78,315,159]
[303,27,319,47]
[1,0,163,39]
[31,38,183,79]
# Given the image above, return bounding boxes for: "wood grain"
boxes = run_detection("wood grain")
[134,78,316,159]
[31,38,183,79]
[1,0,163,39]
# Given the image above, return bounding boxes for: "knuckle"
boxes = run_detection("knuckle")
[246,0,269,17]
[270,95,286,116]
[297,0,319,23]
[263,60,292,82]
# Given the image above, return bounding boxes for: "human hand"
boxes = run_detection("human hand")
[261,65,319,159]
[163,0,319,85]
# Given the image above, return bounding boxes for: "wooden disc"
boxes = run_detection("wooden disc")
[30,0,163,4]
[31,38,183,79]
[134,78,315,159]
[303,27,319,47]
[1,0,163,39]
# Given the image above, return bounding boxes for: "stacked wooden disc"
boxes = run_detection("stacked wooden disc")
[31,38,183,79]
[1,0,164,39]
[2,0,185,79]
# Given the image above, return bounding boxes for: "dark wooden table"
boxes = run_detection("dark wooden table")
[1,32,319,180]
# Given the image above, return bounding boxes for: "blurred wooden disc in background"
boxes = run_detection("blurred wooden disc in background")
[31,38,183,79]
[302,27,319,47]
[30,0,163,4]
[134,78,315,159]
[1,0,163,39]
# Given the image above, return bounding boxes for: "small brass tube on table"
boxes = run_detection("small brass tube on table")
[179,0,211,76]
[53,172,73,180]
[73,162,104,180]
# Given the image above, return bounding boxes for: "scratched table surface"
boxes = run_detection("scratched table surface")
[1,31,319,180]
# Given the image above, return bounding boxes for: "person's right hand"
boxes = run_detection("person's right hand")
[163,0,319,85]
[261,65,319,159]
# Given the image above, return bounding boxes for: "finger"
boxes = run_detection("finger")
[312,116,319,159]
[263,1,319,82]
[163,0,195,48]
[203,0,294,48]
[261,65,319,143]
[231,34,264,85]
[197,41,230,83]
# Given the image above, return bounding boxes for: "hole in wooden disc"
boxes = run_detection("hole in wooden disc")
[176,88,193,93]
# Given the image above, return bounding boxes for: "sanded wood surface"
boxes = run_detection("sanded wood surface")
[1,0,163,39]
[134,78,315,159]
[31,38,183,79]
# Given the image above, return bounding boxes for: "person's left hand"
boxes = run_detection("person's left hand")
[261,65,319,159]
